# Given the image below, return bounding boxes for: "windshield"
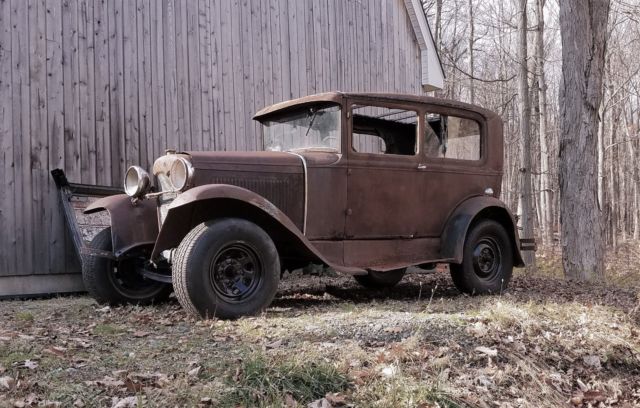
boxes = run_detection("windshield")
[262,104,341,153]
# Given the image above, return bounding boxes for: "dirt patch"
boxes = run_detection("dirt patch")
[0,270,639,407]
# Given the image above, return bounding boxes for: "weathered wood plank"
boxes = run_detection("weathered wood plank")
[29,0,50,274]
[198,0,212,151]
[174,0,191,151]
[94,0,111,186]
[108,0,125,184]
[162,0,179,152]
[249,0,265,145]
[136,0,152,166]
[230,0,244,150]
[209,0,222,150]
[46,0,67,275]
[78,0,96,184]
[186,0,202,151]
[150,0,167,156]
[0,0,15,275]
[239,0,253,150]
[12,0,32,276]
[123,0,140,166]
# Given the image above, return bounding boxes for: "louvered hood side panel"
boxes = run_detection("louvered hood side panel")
[191,169,305,231]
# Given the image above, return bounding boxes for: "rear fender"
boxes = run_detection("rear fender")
[150,185,365,274]
[441,196,525,267]
[84,195,159,257]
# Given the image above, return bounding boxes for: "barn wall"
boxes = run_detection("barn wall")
[0,0,425,291]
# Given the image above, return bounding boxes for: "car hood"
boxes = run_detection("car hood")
[188,151,303,171]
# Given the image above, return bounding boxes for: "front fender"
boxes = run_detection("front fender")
[84,195,159,257]
[441,196,525,267]
[150,185,364,274]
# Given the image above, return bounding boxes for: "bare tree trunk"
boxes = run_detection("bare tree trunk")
[518,0,536,272]
[435,0,442,53]
[468,0,475,104]
[536,0,553,246]
[559,0,610,281]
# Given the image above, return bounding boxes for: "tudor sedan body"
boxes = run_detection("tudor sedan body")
[82,92,528,318]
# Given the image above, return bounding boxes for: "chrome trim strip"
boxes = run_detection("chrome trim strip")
[285,152,308,235]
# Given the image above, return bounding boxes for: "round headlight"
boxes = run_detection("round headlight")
[169,157,193,191]
[124,166,151,198]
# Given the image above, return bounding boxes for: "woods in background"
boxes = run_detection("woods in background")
[423,0,629,281]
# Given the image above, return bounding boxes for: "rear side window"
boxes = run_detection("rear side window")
[425,114,481,161]
[351,105,418,156]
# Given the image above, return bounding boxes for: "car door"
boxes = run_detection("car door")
[345,99,422,240]
[418,105,501,237]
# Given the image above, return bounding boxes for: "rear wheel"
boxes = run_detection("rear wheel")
[172,218,280,319]
[450,220,513,295]
[82,228,172,305]
[354,268,406,289]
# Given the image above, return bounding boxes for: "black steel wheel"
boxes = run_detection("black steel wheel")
[354,268,406,289]
[450,220,513,295]
[209,244,263,303]
[82,228,172,305]
[172,218,280,319]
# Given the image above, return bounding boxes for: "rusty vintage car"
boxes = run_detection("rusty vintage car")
[78,92,531,319]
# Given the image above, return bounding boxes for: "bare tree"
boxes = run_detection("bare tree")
[559,0,611,281]
[517,0,536,272]
[535,0,553,246]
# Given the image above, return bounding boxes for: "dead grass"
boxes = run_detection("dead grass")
[0,264,639,407]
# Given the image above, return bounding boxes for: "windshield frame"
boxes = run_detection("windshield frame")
[259,102,344,153]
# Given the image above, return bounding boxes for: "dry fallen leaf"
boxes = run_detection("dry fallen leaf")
[582,355,601,369]
[285,393,298,407]
[111,396,140,408]
[44,347,67,358]
[188,366,202,377]
[307,398,332,408]
[325,392,347,406]
[475,346,498,357]
[23,360,39,370]
[0,375,15,390]
[199,397,213,406]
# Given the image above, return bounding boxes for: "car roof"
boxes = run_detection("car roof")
[252,92,500,122]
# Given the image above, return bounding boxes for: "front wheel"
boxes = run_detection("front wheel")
[82,228,172,305]
[172,218,280,319]
[354,268,406,289]
[450,220,513,295]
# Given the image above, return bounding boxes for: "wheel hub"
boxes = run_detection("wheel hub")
[472,238,501,279]
[210,244,261,302]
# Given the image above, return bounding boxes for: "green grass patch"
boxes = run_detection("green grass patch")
[15,311,34,323]
[93,323,123,336]
[219,352,350,407]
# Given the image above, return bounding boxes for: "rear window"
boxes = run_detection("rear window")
[425,114,481,161]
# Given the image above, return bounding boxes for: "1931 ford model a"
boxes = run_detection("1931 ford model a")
[73,92,531,319]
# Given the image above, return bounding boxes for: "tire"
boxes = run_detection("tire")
[172,218,281,319]
[450,220,513,295]
[82,228,172,305]
[354,268,406,289]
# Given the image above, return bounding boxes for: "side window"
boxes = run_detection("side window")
[425,113,481,161]
[352,105,418,156]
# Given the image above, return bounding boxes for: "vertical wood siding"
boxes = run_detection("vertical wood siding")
[0,0,425,279]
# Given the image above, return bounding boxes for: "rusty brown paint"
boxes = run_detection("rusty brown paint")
[85,92,525,274]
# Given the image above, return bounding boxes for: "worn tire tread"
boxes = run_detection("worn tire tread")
[172,223,208,318]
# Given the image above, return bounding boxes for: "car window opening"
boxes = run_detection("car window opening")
[425,113,481,161]
[352,105,418,156]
